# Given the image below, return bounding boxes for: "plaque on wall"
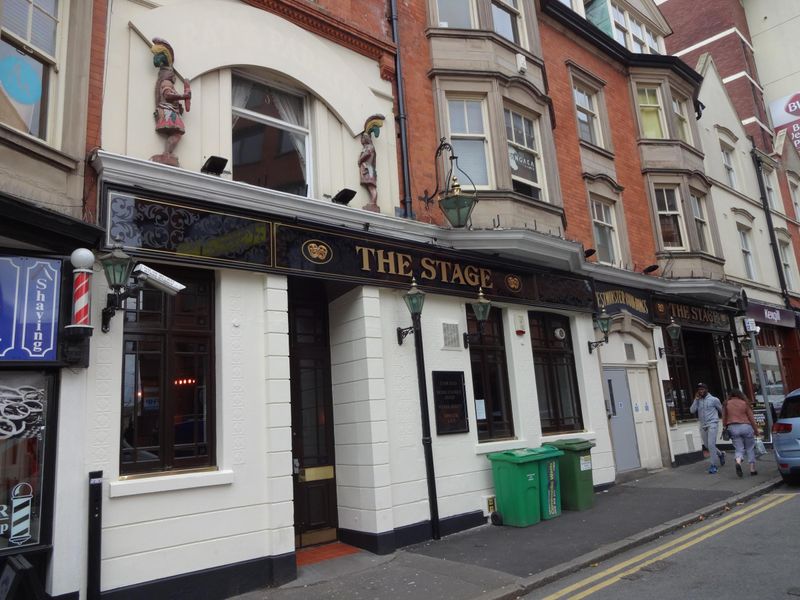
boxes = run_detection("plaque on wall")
[432,371,469,435]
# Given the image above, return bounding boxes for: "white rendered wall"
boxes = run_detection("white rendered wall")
[103,0,399,214]
[50,268,294,595]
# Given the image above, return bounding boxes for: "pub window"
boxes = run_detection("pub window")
[529,312,584,433]
[120,267,215,475]
[232,74,309,196]
[468,308,514,441]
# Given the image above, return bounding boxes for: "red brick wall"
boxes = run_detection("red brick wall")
[659,0,752,55]
[539,19,657,269]
[83,0,108,226]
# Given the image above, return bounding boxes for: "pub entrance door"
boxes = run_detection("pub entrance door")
[289,280,338,548]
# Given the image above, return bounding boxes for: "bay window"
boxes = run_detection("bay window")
[436,0,475,28]
[492,0,521,44]
[505,107,544,200]
[654,186,685,249]
[689,192,712,253]
[637,86,664,139]
[672,95,691,143]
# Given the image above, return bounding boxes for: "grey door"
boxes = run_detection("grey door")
[604,368,641,473]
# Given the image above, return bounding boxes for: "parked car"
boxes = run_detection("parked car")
[773,388,800,484]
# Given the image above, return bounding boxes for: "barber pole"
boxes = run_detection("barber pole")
[66,248,95,332]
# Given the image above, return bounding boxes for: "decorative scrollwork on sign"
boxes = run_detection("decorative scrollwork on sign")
[505,274,522,292]
[301,240,333,265]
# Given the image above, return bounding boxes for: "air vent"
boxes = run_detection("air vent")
[443,323,460,348]
[624,343,635,361]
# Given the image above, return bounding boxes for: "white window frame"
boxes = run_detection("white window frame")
[491,0,524,46]
[654,186,687,250]
[447,96,492,189]
[763,167,777,210]
[504,106,546,201]
[231,72,313,196]
[721,144,737,188]
[779,240,795,290]
[672,94,692,144]
[789,176,800,220]
[591,198,620,265]
[435,0,477,29]
[0,0,64,142]
[609,3,661,54]
[573,84,603,147]
[689,192,713,254]
[738,226,757,279]
[610,3,628,46]
[637,85,666,140]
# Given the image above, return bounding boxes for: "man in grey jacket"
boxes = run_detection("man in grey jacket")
[690,383,726,474]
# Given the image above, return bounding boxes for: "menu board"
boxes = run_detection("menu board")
[432,371,468,435]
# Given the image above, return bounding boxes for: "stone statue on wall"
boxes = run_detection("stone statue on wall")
[358,114,385,212]
[150,38,191,167]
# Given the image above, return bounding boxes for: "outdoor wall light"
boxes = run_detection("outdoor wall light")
[397,278,426,345]
[201,155,228,176]
[332,188,357,206]
[642,264,660,274]
[665,317,682,342]
[421,138,478,229]
[584,248,597,259]
[587,308,611,354]
[98,244,139,333]
[463,287,492,349]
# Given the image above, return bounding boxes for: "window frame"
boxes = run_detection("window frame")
[636,85,666,140]
[738,225,757,279]
[654,185,687,250]
[504,105,546,201]
[779,240,795,290]
[530,311,584,434]
[608,3,662,54]
[689,192,713,254]
[763,166,777,210]
[721,143,738,188]
[591,197,620,265]
[0,0,63,141]
[491,0,523,46]
[789,175,800,220]
[434,0,477,29]
[467,308,515,442]
[119,267,216,476]
[573,83,603,148]
[447,95,493,189]
[671,94,692,144]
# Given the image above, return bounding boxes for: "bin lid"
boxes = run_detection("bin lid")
[544,438,595,452]
[487,447,563,463]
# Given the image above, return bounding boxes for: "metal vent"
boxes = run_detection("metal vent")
[442,323,460,348]
[624,343,635,361]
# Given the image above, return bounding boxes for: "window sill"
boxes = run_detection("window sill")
[579,139,615,160]
[0,123,79,171]
[108,469,234,498]
[474,438,526,455]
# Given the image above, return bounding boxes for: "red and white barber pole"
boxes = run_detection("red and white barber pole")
[65,248,95,334]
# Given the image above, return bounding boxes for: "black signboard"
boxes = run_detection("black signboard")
[652,299,731,332]
[594,282,651,321]
[432,371,469,435]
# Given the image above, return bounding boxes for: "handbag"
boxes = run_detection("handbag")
[754,437,767,457]
[721,427,730,441]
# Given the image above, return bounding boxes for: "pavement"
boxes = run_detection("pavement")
[231,451,784,600]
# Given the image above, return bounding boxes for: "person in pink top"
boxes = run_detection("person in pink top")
[722,389,761,477]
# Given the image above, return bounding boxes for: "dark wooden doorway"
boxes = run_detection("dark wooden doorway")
[289,279,338,548]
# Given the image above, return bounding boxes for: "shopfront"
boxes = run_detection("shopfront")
[653,298,738,460]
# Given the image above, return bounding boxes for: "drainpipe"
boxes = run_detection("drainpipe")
[751,144,792,309]
[388,0,414,219]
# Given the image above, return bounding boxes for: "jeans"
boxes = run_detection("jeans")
[700,421,723,467]
[728,423,756,465]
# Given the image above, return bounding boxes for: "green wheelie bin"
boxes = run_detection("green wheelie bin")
[534,445,564,520]
[544,439,596,511]
[487,447,563,526]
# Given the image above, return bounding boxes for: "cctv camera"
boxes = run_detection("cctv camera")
[133,264,186,296]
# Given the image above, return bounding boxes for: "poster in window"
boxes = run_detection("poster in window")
[0,371,51,551]
[432,371,468,435]
[508,145,538,184]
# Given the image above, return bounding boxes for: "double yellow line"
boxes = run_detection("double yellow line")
[541,492,794,600]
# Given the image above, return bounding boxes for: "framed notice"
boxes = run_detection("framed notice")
[432,371,469,435]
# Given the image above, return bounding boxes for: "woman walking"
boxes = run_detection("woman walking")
[722,390,760,477]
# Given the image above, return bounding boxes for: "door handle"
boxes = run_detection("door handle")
[292,458,300,475]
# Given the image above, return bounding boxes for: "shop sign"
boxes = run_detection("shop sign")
[594,282,651,321]
[106,190,594,311]
[653,300,730,331]
[769,91,800,152]
[432,371,468,435]
[275,224,594,310]
[746,302,795,328]
[0,257,61,362]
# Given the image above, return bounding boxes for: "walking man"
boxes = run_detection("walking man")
[690,383,726,474]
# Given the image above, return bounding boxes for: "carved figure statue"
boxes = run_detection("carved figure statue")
[358,114,385,212]
[150,38,191,167]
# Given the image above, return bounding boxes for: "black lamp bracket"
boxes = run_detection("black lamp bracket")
[397,325,415,346]
[101,277,145,333]
[420,138,477,209]
[587,334,608,354]
[462,321,486,349]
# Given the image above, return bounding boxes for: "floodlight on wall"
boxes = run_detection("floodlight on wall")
[332,188,357,206]
[642,264,660,274]
[584,248,597,259]
[201,155,228,176]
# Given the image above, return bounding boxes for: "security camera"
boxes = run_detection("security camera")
[133,264,186,296]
